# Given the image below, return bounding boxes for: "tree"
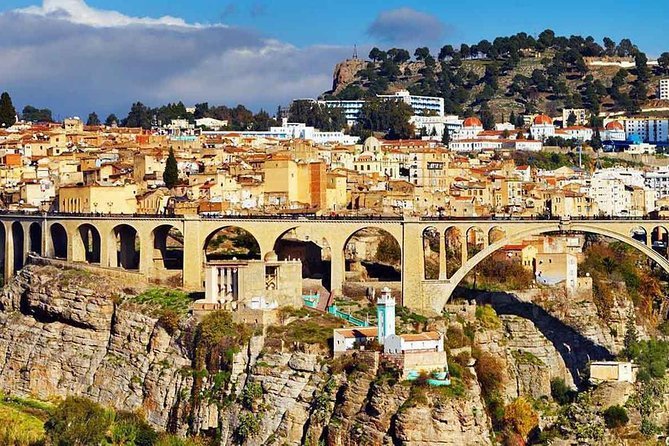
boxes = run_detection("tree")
[658,52,669,75]
[376,233,400,264]
[0,92,16,128]
[603,37,616,56]
[45,396,112,446]
[509,111,516,127]
[442,127,450,145]
[86,112,100,126]
[163,148,179,189]
[22,105,53,122]
[105,113,118,127]
[438,44,455,61]
[566,111,577,127]
[634,51,651,82]
[369,47,385,62]
[503,397,539,441]
[623,311,639,360]
[603,405,629,429]
[459,43,470,59]
[124,102,152,129]
[414,47,431,61]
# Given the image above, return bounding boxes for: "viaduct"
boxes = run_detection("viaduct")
[1,213,668,314]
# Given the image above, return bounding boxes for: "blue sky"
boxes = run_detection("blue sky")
[1,0,668,118]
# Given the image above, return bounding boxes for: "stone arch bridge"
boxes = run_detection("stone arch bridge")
[0,214,667,314]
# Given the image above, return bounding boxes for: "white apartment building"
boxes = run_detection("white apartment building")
[314,90,445,126]
[410,114,462,139]
[203,119,359,145]
[658,79,669,100]
[590,168,655,216]
[645,167,669,197]
[530,115,556,141]
[624,118,669,143]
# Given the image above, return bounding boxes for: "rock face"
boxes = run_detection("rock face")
[331,59,366,94]
[0,266,193,430]
[0,265,495,445]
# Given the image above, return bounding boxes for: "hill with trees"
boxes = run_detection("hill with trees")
[324,30,669,122]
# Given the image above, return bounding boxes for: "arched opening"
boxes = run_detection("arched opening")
[630,226,647,245]
[152,225,184,270]
[651,226,668,257]
[112,224,140,270]
[422,226,440,280]
[273,227,331,292]
[0,225,5,284]
[49,223,68,260]
[77,224,101,264]
[445,226,462,279]
[343,227,401,299]
[466,226,485,259]
[29,223,42,256]
[489,226,506,245]
[12,222,24,272]
[203,226,261,262]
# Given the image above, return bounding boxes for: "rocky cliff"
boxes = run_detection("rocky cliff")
[0,265,493,445]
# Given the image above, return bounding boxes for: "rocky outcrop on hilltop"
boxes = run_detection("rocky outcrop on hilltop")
[331,58,366,95]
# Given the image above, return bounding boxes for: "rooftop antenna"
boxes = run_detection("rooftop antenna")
[353,44,359,60]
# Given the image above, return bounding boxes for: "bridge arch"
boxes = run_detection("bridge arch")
[203,226,262,262]
[152,224,184,270]
[272,226,332,291]
[489,226,506,245]
[444,226,463,280]
[110,224,140,270]
[28,222,42,256]
[422,226,440,280]
[74,223,101,264]
[49,223,68,260]
[430,222,669,313]
[11,222,25,272]
[342,226,402,298]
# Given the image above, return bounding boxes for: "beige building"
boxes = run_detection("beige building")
[59,183,138,214]
[590,361,638,384]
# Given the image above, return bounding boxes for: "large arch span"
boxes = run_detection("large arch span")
[428,222,669,314]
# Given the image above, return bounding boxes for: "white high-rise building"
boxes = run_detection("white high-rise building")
[658,79,669,100]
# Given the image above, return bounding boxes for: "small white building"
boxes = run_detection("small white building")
[333,327,378,354]
[590,361,638,384]
[384,332,444,355]
[659,79,669,100]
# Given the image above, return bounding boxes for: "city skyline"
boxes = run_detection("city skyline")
[1,0,668,118]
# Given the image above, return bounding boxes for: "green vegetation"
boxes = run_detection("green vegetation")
[206,227,260,260]
[375,233,401,265]
[163,148,179,189]
[126,287,193,334]
[580,241,665,321]
[22,104,53,123]
[288,100,346,131]
[352,98,414,140]
[465,256,534,291]
[602,405,629,429]
[0,402,46,446]
[45,396,114,445]
[475,305,502,330]
[0,92,16,128]
[86,112,100,126]
[267,311,340,349]
[511,350,544,366]
[550,378,576,405]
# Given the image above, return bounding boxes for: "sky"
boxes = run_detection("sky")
[0,0,668,119]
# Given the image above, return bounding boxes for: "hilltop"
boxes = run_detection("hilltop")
[322,31,669,121]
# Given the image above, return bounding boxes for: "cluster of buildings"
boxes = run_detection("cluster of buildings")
[3,109,669,219]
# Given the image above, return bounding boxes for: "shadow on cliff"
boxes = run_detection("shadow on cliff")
[459,288,614,388]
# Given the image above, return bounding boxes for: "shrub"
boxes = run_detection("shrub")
[550,378,576,405]
[474,351,505,400]
[503,397,539,440]
[475,305,502,330]
[45,396,113,446]
[235,412,261,442]
[602,405,629,429]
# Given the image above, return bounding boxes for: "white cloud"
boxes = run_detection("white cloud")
[18,0,204,28]
[0,0,349,116]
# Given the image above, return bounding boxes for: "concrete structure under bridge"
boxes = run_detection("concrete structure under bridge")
[1,213,669,315]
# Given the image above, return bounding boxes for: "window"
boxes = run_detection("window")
[265,266,278,290]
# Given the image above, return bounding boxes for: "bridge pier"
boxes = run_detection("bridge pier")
[182,217,203,291]
[4,222,13,282]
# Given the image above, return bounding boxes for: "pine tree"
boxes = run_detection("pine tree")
[163,148,179,189]
[442,127,450,146]
[0,92,16,128]
[623,311,639,360]
[509,111,516,127]
[105,114,118,127]
[86,112,100,126]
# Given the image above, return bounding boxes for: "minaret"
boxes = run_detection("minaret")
[376,287,396,344]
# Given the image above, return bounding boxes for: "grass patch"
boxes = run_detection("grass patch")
[0,402,47,445]
[475,305,502,330]
[511,350,545,366]
[267,312,341,349]
[127,288,193,316]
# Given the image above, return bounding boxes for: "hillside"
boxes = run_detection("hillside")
[323,32,669,121]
